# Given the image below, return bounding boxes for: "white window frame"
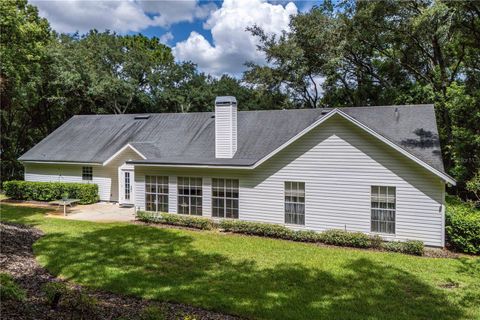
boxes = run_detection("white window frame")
[145,176,169,212]
[82,166,93,181]
[212,178,239,219]
[177,177,203,215]
[370,186,396,234]
[284,181,305,226]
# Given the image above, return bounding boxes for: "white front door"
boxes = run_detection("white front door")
[119,168,134,205]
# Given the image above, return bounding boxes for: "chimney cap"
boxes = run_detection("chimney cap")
[215,96,237,106]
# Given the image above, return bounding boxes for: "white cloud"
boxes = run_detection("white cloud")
[30,0,217,34]
[173,0,297,76]
[159,31,174,44]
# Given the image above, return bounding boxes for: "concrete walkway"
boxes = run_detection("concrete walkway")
[61,202,136,222]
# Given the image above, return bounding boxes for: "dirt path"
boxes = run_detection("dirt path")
[0,222,242,320]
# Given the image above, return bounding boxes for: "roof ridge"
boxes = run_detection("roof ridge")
[70,104,434,117]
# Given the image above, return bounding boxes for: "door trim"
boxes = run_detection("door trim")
[118,164,135,205]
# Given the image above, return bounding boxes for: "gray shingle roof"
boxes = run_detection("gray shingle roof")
[19,104,446,173]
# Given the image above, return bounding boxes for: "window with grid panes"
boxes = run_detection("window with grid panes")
[212,179,239,218]
[177,177,202,215]
[82,166,93,181]
[371,186,396,234]
[145,176,169,212]
[284,181,305,225]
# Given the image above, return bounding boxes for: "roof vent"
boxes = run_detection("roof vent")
[394,108,399,121]
[134,115,150,120]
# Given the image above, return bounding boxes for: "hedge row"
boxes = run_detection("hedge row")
[3,180,99,205]
[137,212,424,255]
[137,211,215,230]
[445,196,480,254]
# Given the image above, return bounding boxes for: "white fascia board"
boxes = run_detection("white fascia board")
[102,143,147,166]
[21,160,102,166]
[335,109,456,185]
[127,108,456,185]
[252,108,455,185]
[129,162,252,170]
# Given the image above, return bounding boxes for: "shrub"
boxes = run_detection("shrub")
[0,273,26,302]
[369,234,384,249]
[219,219,295,239]
[318,229,374,248]
[3,180,98,204]
[136,211,162,223]
[65,290,99,319]
[291,230,322,242]
[382,240,424,256]
[43,281,68,309]
[137,211,215,230]
[43,282,99,318]
[445,196,480,254]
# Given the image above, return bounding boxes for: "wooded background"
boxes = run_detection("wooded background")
[1,0,479,199]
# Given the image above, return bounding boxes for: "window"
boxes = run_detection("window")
[212,179,239,219]
[82,166,92,181]
[145,176,169,212]
[371,186,396,234]
[178,177,202,215]
[285,181,305,225]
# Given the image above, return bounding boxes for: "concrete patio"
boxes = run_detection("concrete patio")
[59,202,136,222]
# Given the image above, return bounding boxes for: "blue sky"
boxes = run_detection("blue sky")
[31,0,321,76]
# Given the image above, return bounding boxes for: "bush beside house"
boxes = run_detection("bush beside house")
[2,181,99,205]
[137,211,215,230]
[445,196,480,254]
[137,211,424,255]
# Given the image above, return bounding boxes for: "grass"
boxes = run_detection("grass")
[1,204,479,320]
[0,272,26,302]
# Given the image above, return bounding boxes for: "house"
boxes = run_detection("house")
[19,97,455,247]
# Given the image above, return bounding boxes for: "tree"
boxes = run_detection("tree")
[244,0,480,197]
[0,0,52,181]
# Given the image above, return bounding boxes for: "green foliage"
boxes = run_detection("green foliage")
[0,3,291,183]
[42,281,68,308]
[0,273,26,302]
[220,219,296,239]
[381,241,425,256]
[0,0,52,182]
[3,180,98,204]
[466,169,480,203]
[220,220,413,253]
[4,204,477,320]
[64,290,99,320]
[42,281,98,318]
[136,211,215,230]
[244,1,480,193]
[318,229,376,249]
[445,196,480,254]
[140,306,167,320]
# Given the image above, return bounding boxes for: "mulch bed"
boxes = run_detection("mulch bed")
[0,222,242,320]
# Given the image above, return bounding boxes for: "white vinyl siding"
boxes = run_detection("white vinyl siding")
[134,114,445,246]
[215,104,237,158]
[24,146,143,202]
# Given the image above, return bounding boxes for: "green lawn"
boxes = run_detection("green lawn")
[1,204,479,320]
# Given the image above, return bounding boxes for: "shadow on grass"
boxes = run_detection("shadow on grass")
[0,204,52,226]
[32,224,469,320]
